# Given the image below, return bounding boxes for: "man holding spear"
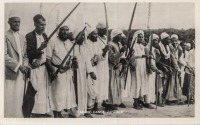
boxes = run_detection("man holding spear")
[46,26,77,118]
[26,14,51,117]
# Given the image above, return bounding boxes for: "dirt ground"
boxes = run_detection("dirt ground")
[59,97,194,118]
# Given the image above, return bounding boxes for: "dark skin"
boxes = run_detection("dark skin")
[97,28,107,38]
[8,17,30,74]
[69,30,97,80]
[88,30,98,42]
[161,36,171,45]
[152,38,160,49]
[58,26,69,41]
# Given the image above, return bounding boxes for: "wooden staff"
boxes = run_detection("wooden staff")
[118,3,137,89]
[125,2,137,56]
[104,3,109,43]
[38,3,81,51]
[155,71,158,110]
[148,34,153,73]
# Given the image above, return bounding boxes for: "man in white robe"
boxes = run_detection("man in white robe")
[46,26,77,118]
[70,29,97,118]
[145,34,162,108]
[127,30,149,110]
[5,16,30,117]
[84,28,106,115]
[107,29,127,110]
[95,23,110,107]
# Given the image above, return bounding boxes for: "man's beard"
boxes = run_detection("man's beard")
[91,37,97,42]
[59,33,68,41]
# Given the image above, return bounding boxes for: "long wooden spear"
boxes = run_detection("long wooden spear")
[119,2,137,89]
[104,3,109,43]
[38,3,81,51]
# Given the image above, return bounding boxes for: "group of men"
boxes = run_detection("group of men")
[5,14,195,118]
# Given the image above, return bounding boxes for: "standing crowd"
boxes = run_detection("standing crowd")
[5,14,195,118]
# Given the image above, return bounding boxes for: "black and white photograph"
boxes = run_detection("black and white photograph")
[2,0,199,124]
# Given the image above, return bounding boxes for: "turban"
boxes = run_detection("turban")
[160,32,170,40]
[171,34,179,40]
[85,27,96,37]
[8,10,20,20]
[110,29,122,40]
[96,22,106,29]
[122,33,126,38]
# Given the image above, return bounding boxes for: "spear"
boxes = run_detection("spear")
[118,3,137,89]
[37,2,81,51]
[104,3,109,43]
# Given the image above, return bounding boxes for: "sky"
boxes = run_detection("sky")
[5,2,195,35]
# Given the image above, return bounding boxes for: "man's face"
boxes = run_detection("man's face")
[90,30,98,42]
[163,36,171,45]
[35,19,46,34]
[137,34,145,45]
[9,17,20,31]
[98,28,107,36]
[172,38,179,47]
[59,26,69,41]
[113,34,122,43]
[153,39,159,48]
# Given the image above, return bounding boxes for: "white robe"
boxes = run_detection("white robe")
[178,50,189,88]
[96,37,109,102]
[5,31,25,117]
[73,43,94,114]
[47,38,77,111]
[5,72,24,117]
[107,41,123,105]
[127,42,148,98]
[146,47,157,103]
[31,33,50,114]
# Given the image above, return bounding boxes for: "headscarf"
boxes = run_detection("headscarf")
[130,30,144,47]
[146,34,159,48]
[110,29,122,40]
[160,32,170,40]
[96,22,106,29]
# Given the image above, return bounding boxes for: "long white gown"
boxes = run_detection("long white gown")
[128,42,148,99]
[47,37,77,111]
[73,43,94,114]
[96,37,110,102]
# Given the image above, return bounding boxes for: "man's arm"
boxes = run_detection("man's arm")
[5,37,19,71]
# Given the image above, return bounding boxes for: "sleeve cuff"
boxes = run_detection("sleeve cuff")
[14,63,21,72]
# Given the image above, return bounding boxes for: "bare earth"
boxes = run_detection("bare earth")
[59,97,194,118]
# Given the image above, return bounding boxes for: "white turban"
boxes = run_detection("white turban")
[85,27,96,37]
[8,10,20,19]
[160,32,170,40]
[171,34,179,40]
[96,22,106,29]
[111,29,122,40]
